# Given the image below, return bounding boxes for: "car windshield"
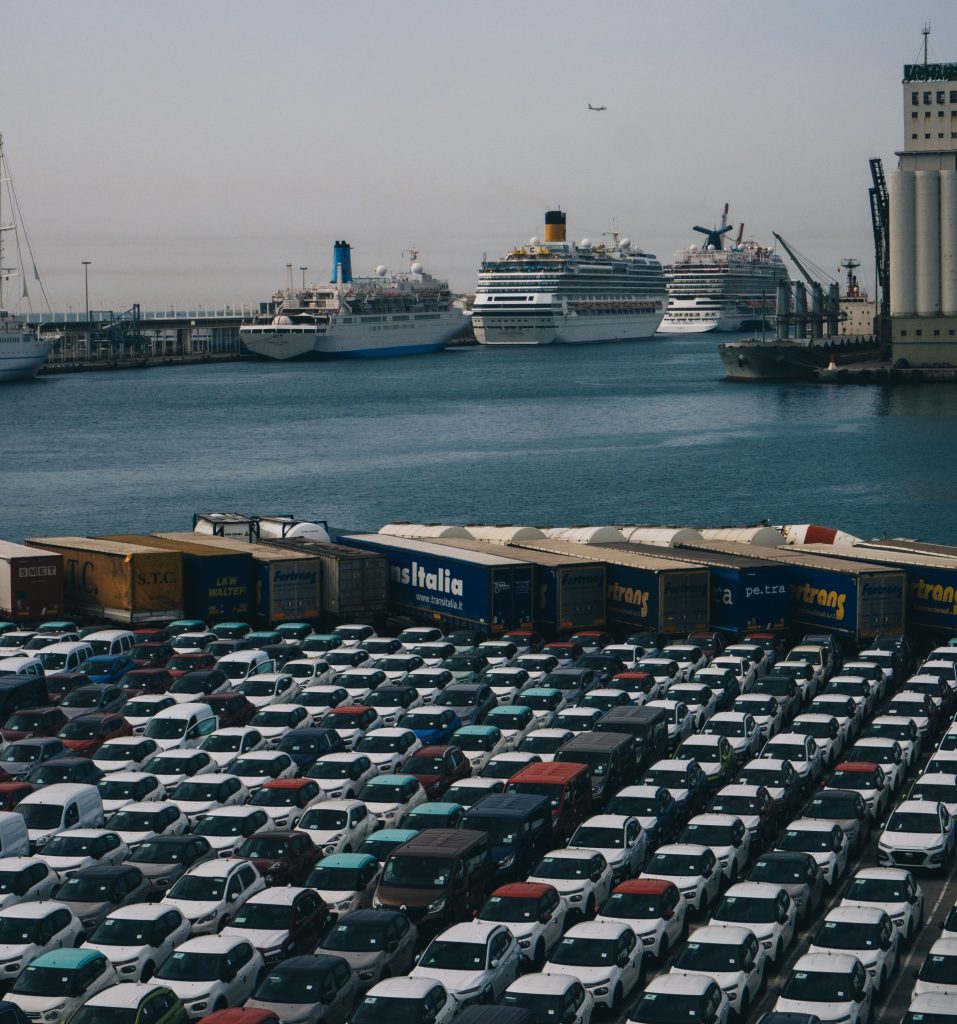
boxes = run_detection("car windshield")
[420,939,486,970]
[551,934,617,967]
[632,992,708,1023]
[237,836,290,860]
[780,829,833,852]
[230,902,291,929]
[0,870,30,895]
[97,743,146,762]
[12,964,86,996]
[437,690,479,708]
[712,796,759,817]
[368,691,407,708]
[644,769,690,790]
[5,712,50,731]
[0,917,41,944]
[609,795,659,817]
[299,808,348,831]
[782,969,855,1002]
[707,719,746,738]
[327,652,361,667]
[808,795,859,819]
[603,891,662,918]
[240,679,280,696]
[18,804,65,830]
[38,652,71,669]
[887,812,941,833]
[107,810,161,832]
[156,949,222,981]
[479,894,541,923]
[715,895,777,923]
[101,779,147,805]
[122,698,172,717]
[252,711,297,727]
[358,735,406,754]
[766,742,808,761]
[1,743,49,763]
[352,994,429,1024]
[89,915,158,945]
[534,856,591,880]
[193,815,256,837]
[521,733,567,754]
[360,782,407,803]
[312,760,357,779]
[572,826,624,849]
[682,823,735,846]
[144,719,187,740]
[443,657,481,672]
[167,873,226,901]
[913,784,954,803]
[251,787,303,807]
[174,781,229,802]
[62,690,104,709]
[814,920,880,950]
[43,834,102,856]
[382,856,453,888]
[751,857,809,884]
[521,692,560,711]
[460,817,519,847]
[647,853,704,875]
[676,940,745,971]
[128,841,189,864]
[302,692,344,710]
[920,953,957,983]
[58,875,118,901]
[201,734,247,753]
[231,757,279,777]
[403,756,445,774]
[831,771,875,791]
[323,712,366,729]
[308,865,360,889]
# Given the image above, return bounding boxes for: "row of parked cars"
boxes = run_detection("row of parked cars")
[0,616,948,1024]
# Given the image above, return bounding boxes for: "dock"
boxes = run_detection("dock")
[813,360,957,383]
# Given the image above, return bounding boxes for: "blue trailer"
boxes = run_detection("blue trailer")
[341,534,534,634]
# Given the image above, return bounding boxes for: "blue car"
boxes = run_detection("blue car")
[359,827,420,863]
[277,727,345,771]
[403,801,464,831]
[83,654,136,685]
[606,783,679,849]
[400,706,460,744]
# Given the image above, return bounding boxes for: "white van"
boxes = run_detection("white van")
[84,630,136,656]
[0,811,30,857]
[216,650,274,682]
[0,656,44,677]
[143,703,218,750]
[37,641,94,675]
[18,784,104,850]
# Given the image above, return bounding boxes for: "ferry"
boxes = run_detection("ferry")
[470,210,667,346]
[659,205,789,334]
[239,242,464,360]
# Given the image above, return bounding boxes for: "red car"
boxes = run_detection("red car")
[502,630,545,653]
[132,628,167,644]
[611,671,658,697]
[128,642,175,668]
[541,641,584,662]
[401,744,471,798]
[204,692,257,728]
[197,1012,280,1024]
[687,631,728,660]
[120,668,175,696]
[0,782,36,810]
[235,829,319,886]
[166,652,217,678]
[57,713,132,755]
[568,631,611,653]
[1,706,68,741]
[251,779,325,825]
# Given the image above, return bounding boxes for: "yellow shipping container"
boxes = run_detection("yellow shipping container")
[25,538,183,623]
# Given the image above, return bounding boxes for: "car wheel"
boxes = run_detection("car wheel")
[611,984,623,1013]
[213,997,227,1012]
[481,986,493,1005]
[738,991,749,1021]
[533,941,546,971]
[774,940,783,964]
[878,968,887,996]
[142,960,155,981]
[585,895,595,918]
[658,935,669,964]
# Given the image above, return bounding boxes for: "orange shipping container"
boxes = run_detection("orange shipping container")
[25,538,183,623]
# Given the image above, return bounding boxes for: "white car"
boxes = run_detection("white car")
[198,727,266,770]
[476,642,518,668]
[647,700,694,747]
[528,849,613,921]
[221,885,324,961]
[91,737,160,775]
[808,905,899,995]
[481,751,541,781]
[337,668,387,702]
[162,858,265,935]
[248,703,313,747]
[670,923,766,1019]
[141,748,217,790]
[725,644,770,677]
[519,728,576,763]
[783,646,830,690]
[680,814,750,884]
[295,798,375,855]
[308,752,377,800]
[790,713,844,769]
[910,772,957,817]
[711,656,757,692]
[776,819,849,888]
[904,993,957,1024]
[283,658,336,684]
[597,877,688,962]
[354,977,457,1024]
[641,844,721,915]
[37,830,129,878]
[669,683,718,730]
[708,881,796,965]
[411,920,522,1007]
[810,694,864,742]
[631,973,729,1024]
[305,853,382,919]
[153,934,265,1019]
[191,806,271,856]
[356,728,423,773]
[166,775,249,824]
[543,920,644,1012]
[604,646,647,671]
[406,668,456,705]
[335,625,377,648]
[118,696,178,735]
[98,772,167,815]
[104,802,189,847]
[760,732,823,790]
[662,646,707,681]
[774,951,873,1024]
[237,673,302,710]
[552,707,604,735]
[841,866,924,942]
[503,973,594,1024]
[705,711,762,764]
[852,737,906,794]
[227,750,296,791]
[376,655,425,683]
[878,799,956,871]
[915,937,957,998]
[826,675,877,719]
[709,785,776,848]
[868,715,920,771]
[568,815,648,883]
[6,947,116,1024]
[731,694,783,741]
[363,687,426,728]
[476,882,566,968]
[452,726,509,772]
[361,636,404,661]
[483,706,538,750]
[485,667,531,705]
[410,642,456,667]
[0,901,84,986]
[514,655,560,685]
[357,774,427,828]
[83,902,191,981]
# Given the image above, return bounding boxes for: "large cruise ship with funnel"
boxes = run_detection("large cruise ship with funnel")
[470,210,667,346]
[240,242,464,360]
[659,205,789,333]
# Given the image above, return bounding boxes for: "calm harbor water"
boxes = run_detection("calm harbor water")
[2,332,955,545]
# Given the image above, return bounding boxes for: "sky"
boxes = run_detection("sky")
[3,0,956,312]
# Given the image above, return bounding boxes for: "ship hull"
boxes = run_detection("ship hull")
[473,308,665,346]
[718,337,884,381]
[0,330,53,382]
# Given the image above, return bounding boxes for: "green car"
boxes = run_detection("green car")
[69,983,187,1024]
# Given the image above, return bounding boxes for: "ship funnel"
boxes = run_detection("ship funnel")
[331,240,353,284]
[544,210,566,243]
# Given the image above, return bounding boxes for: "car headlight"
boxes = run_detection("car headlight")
[498,854,515,869]
[337,899,353,911]
[44,1007,66,1022]
[190,1001,208,1013]
[519,939,531,949]
[428,897,446,914]
[195,911,218,924]
[2,960,21,972]
[359,969,376,980]
[594,986,610,996]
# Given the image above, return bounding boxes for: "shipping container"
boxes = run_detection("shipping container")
[799,542,957,637]
[341,534,534,634]
[153,533,320,623]
[24,538,183,623]
[676,540,906,642]
[596,542,789,635]
[0,541,64,622]
[101,535,254,622]
[257,538,388,623]
[507,538,709,637]
[421,536,606,634]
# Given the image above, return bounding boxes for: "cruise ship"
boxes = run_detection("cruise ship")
[659,205,789,333]
[471,211,667,346]
[240,242,464,360]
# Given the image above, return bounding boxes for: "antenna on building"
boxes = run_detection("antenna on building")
[922,21,930,65]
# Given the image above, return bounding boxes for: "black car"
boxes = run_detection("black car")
[59,684,126,717]
[123,834,215,893]
[0,739,69,780]
[54,865,151,931]
[168,669,229,700]
[28,758,104,786]
[575,653,625,685]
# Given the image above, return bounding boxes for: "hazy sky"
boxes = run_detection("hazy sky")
[4,0,955,311]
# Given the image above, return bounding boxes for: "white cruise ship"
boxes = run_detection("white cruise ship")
[471,211,667,346]
[240,242,464,360]
[659,205,789,334]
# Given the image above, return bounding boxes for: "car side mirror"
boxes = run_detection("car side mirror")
[490,958,500,969]
[541,912,552,923]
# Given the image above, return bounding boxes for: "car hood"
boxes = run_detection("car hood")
[0,942,35,961]
[314,888,359,906]
[61,898,111,919]
[808,943,879,970]
[6,994,79,1013]
[114,829,159,846]
[0,760,36,776]
[881,831,942,849]
[673,967,745,990]
[332,949,384,972]
[410,966,487,996]
[528,877,585,896]
[543,963,615,986]
[595,913,656,937]
[83,940,147,961]
[163,897,221,921]
[221,925,289,949]
[93,758,137,773]
[41,854,95,875]
[161,979,219,1000]
[775,996,858,1020]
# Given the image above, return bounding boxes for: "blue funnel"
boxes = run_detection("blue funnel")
[331,240,353,284]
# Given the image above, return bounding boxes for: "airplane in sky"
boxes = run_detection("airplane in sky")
[587,103,607,111]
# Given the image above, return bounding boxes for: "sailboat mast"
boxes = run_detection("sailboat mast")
[0,133,4,310]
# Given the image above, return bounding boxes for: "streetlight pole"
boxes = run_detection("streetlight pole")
[300,266,307,290]
[81,261,91,322]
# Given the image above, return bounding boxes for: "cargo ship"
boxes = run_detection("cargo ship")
[470,210,667,346]
[239,242,464,360]
[659,204,789,333]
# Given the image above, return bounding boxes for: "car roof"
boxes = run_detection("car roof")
[822,905,886,925]
[493,882,555,900]
[507,973,578,995]
[614,878,675,895]
[723,881,784,899]
[792,952,864,973]
[318,853,377,869]
[368,976,446,998]
[0,900,71,920]
[686,924,754,945]
[32,947,106,968]
[645,973,714,995]
[244,886,311,906]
